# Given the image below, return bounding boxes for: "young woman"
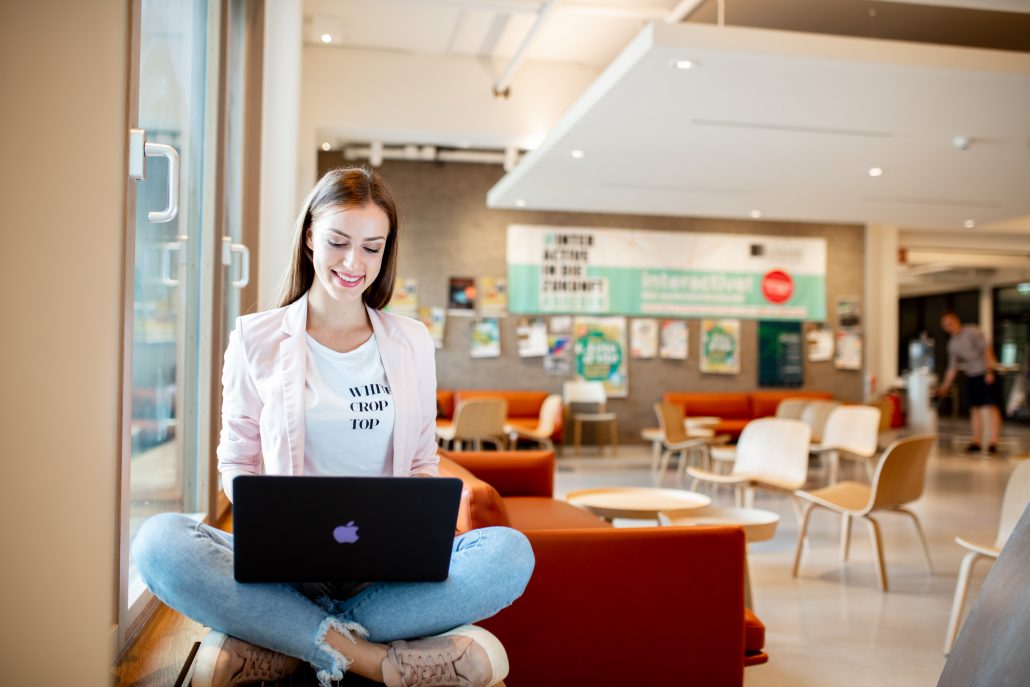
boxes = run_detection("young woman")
[133,167,535,687]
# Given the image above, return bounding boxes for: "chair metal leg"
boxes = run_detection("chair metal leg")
[864,515,888,592]
[840,514,852,562]
[896,507,934,573]
[650,439,662,474]
[792,502,816,577]
[943,551,986,654]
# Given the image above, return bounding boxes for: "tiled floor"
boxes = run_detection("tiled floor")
[554,419,1030,687]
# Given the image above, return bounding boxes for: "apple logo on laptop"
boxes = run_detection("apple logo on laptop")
[333,521,360,544]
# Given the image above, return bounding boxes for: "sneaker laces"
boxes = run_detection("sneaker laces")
[236,643,292,682]
[398,649,461,686]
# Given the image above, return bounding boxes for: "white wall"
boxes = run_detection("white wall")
[0,0,125,682]
[258,0,302,309]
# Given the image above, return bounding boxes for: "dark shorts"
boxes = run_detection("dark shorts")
[966,374,1002,408]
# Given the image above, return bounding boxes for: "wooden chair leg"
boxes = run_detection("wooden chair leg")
[574,419,582,456]
[865,515,889,592]
[792,502,816,577]
[655,449,672,487]
[610,419,618,455]
[840,514,852,562]
[896,507,934,573]
[943,551,986,654]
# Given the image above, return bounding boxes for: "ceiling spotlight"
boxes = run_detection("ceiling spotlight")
[570,150,585,159]
[321,141,331,152]
[320,33,333,44]
[868,167,884,177]
[952,135,971,151]
[674,60,695,70]
[963,219,976,229]
[515,199,527,208]
[749,210,762,219]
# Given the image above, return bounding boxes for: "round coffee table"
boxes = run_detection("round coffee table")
[565,487,711,522]
[658,506,780,608]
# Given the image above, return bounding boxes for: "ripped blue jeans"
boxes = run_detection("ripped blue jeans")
[132,513,534,685]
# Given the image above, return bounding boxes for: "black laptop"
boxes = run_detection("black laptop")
[232,476,463,584]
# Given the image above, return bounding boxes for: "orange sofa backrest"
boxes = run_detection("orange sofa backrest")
[455,389,549,419]
[436,390,455,419]
[663,392,752,419]
[749,390,834,418]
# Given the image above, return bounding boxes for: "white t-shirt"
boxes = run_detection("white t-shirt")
[303,333,395,476]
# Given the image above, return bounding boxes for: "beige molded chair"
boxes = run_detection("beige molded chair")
[810,405,881,484]
[652,402,715,486]
[435,398,508,451]
[792,434,936,592]
[943,460,1030,654]
[506,394,562,451]
[799,400,841,443]
[687,418,811,515]
[563,380,618,455]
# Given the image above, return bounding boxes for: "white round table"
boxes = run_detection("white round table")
[565,487,711,522]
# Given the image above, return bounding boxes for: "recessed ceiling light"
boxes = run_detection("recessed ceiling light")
[570,150,585,159]
[321,142,331,152]
[514,199,527,208]
[674,60,695,70]
[963,219,976,229]
[868,167,884,177]
[749,210,762,219]
[320,33,332,44]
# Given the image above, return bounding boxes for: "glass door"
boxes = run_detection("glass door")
[120,0,221,641]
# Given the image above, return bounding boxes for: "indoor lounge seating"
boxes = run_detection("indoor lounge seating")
[661,390,834,440]
[439,449,766,687]
[437,389,563,447]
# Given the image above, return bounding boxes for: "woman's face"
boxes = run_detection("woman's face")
[306,203,389,307]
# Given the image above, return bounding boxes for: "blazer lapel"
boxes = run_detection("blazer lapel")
[280,294,308,474]
[369,307,409,476]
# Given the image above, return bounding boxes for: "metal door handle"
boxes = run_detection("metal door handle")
[129,128,180,223]
[222,237,250,288]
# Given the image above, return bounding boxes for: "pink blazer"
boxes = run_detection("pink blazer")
[216,292,439,493]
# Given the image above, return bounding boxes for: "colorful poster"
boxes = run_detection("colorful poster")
[758,321,803,387]
[836,296,861,328]
[448,277,476,313]
[477,277,508,315]
[630,319,659,359]
[516,317,548,358]
[507,225,827,321]
[700,319,741,375]
[806,324,833,362]
[419,306,446,349]
[659,320,689,360]
[386,278,418,317]
[544,318,572,376]
[835,329,862,370]
[573,316,628,397]
[470,317,501,358]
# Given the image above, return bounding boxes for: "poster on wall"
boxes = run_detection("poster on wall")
[477,277,508,315]
[516,317,548,358]
[806,324,833,362]
[470,317,501,358]
[544,317,573,375]
[573,316,629,397]
[419,306,446,349]
[659,320,689,360]
[758,321,803,387]
[835,329,862,370]
[630,319,659,359]
[836,296,861,328]
[700,319,741,375]
[386,278,418,317]
[448,277,476,314]
[507,225,827,321]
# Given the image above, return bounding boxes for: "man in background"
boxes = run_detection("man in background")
[938,312,1002,453]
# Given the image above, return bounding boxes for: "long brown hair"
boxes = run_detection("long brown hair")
[275,166,399,310]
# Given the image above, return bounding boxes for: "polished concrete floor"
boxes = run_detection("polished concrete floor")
[554,419,1030,687]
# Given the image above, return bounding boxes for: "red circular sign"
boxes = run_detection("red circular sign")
[761,270,794,304]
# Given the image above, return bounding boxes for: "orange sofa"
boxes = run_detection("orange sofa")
[662,390,834,439]
[437,389,562,442]
[440,450,766,687]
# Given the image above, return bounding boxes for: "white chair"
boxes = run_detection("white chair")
[810,405,881,484]
[506,394,562,451]
[435,398,508,450]
[943,460,1030,653]
[776,398,813,420]
[563,380,618,455]
[799,400,841,443]
[652,402,714,486]
[687,418,811,515]
[792,435,936,592]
